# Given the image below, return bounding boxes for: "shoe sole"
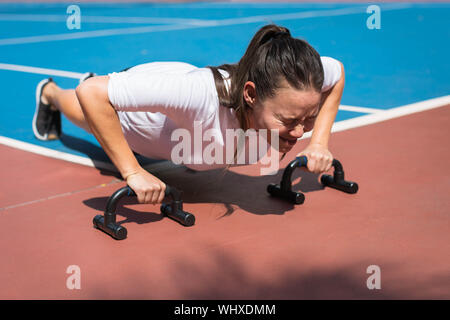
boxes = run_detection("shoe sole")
[32,78,53,141]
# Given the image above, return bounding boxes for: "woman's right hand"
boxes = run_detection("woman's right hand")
[124,168,166,204]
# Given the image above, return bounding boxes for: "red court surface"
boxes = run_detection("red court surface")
[1,105,449,299]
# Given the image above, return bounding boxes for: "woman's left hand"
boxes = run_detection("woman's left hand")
[297,143,333,174]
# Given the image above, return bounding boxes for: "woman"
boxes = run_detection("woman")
[32,24,344,205]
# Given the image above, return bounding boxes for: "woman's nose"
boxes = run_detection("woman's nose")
[289,124,304,139]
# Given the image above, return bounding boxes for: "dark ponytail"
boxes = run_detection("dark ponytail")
[208,24,324,172]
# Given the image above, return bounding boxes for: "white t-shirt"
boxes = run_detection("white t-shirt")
[107,57,342,171]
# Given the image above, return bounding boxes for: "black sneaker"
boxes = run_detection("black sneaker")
[33,78,58,141]
[48,109,62,140]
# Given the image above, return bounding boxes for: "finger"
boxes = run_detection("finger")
[157,185,166,204]
[314,154,324,173]
[319,156,328,173]
[325,157,333,172]
[137,192,145,204]
[320,155,331,173]
[311,154,323,173]
[151,186,161,204]
[307,157,316,172]
[144,190,153,204]
[326,161,333,172]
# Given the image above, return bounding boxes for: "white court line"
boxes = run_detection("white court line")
[0,62,84,79]
[0,3,410,25]
[204,3,410,27]
[330,95,450,134]
[0,136,185,175]
[0,3,411,46]
[0,136,116,172]
[0,14,210,26]
[1,95,448,173]
[339,105,385,114]
[0,23,199,46]
[300,95,450,140]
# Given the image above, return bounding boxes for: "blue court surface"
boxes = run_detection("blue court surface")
[0,2,449,163]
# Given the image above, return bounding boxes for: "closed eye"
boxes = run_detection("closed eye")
[279,115,316,127]
[285,117,316,126]
[284,119,297,125]
[283,119,300,128]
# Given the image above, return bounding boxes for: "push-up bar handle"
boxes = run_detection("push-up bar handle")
[267,156,358,204]
[93,184,194,240]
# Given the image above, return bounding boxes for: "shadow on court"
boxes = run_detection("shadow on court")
[60,132,172,180]
[82,166,325,225]
[86,248,450,299]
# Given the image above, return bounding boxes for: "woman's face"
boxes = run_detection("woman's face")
[245,81,322,153]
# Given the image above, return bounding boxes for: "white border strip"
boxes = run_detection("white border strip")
[208,3,410,26]
[0,14,210,25]
[339,105,384,114]
[0,23,199,46]
[331,95,450,134]
[0,62,84,79]
[0,135,116,171]
[300,95,450,139]
[0,135,183,174]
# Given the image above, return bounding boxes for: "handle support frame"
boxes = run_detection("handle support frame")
[93,185,195,240]
[267,156,358,204]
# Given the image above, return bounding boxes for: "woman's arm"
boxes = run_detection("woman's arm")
[297,61,345,173]
[75,76,166,204]
[76,76,140,179]
[310,60,345,148]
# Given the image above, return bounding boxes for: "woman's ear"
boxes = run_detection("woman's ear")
[243,81,257,108]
